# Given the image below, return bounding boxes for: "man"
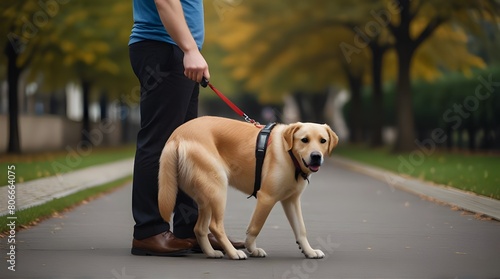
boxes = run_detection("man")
[128,0,244,256]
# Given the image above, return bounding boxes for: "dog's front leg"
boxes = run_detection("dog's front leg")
[281,195,325,259]
[245,193,276,257]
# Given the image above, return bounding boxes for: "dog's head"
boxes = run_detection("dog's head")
[283,122,339,173]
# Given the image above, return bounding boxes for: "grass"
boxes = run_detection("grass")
[0,176,132,235]
[0,145,135,234]
[0,145,135,185]
[334,145,500,200]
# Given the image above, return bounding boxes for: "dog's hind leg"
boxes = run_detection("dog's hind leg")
[177,142,227,258]
[209,191,247,260]
[281,194,325,259]
[194,206,224,258]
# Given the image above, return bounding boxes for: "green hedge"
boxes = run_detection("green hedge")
[343,66,500,149]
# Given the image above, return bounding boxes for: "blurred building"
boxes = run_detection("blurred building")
[0,79,139,153]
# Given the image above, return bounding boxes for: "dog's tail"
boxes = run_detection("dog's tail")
[158,140,179,223]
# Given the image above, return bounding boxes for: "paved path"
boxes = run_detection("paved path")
[332,157,500,221]
[0,159,134,216]
[2,158,499,278]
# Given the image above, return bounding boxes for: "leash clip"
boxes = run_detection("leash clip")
[244,114,260,127]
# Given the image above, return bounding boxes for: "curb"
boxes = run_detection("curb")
[331,156,500,221]
[0,158,134,216]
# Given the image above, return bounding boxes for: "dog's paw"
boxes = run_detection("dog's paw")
[249,248,267,258]
[304,249,325,259]
[228,250,248,260]
[206,250,224,259]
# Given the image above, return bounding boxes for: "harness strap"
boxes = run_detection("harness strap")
[288,150,309,182]
[249,122,276,199]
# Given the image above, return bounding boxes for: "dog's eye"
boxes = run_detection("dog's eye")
[320,138,327,144]
[301,138,309,143]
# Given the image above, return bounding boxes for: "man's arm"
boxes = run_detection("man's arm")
[154,0,210,82]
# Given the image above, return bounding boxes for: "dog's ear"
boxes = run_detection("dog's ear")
[283,123,302,151]
[324,124,339,154]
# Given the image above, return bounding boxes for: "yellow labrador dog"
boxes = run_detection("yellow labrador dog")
[158,116,338,260]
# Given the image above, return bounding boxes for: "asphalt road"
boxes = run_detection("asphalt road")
[3,159,500,279]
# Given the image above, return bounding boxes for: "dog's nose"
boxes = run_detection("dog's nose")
[310,152,322,163]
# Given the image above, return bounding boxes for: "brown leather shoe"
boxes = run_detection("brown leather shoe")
[185,233,245,253]
[131,231,193,256]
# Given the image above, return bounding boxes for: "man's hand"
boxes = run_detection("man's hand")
[183,49,210,83]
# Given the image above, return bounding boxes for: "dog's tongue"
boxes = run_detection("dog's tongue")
[309,165,320,172]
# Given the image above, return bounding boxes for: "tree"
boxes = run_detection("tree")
[0,1,59,153]
[4,36,23,153]
[208,1,372,123]
[205,0,496,146]
[340,54,367,143]
[39,1,134,142]
[1,0,135,151]
[386,0,499,151]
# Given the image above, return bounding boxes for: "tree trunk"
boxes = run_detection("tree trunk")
[99,92,108,120]
[393,0,417,152]
[81,80,91,143]
[480,128,492,150]
[311,90,329,124]
[394,43,417,152]
[467,127,476,151]
[293,91,311,122]
[495,127,500,149]
[5,41,22,154]
[347,72,363,143]
[390,0,443,152]
[445,125,453,149]
[457,129,465,149]
[370,44,385,147]
[120,99,129,143]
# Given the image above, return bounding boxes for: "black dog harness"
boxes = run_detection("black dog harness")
[249,123,276,199]
[249,123,310,199]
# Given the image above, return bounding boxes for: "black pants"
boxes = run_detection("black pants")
[129,40,199,240]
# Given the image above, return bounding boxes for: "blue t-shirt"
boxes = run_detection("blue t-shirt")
[129,0,204,49]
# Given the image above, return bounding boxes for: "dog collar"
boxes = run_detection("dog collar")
[288,150,310,182]
[249,122,277,199]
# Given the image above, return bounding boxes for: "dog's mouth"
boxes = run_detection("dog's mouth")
[302,158,321,172]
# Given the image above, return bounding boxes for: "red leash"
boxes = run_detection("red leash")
[201,78,260,127]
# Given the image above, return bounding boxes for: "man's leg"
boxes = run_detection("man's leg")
[172,84,200,239]
[129,40,197,240]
